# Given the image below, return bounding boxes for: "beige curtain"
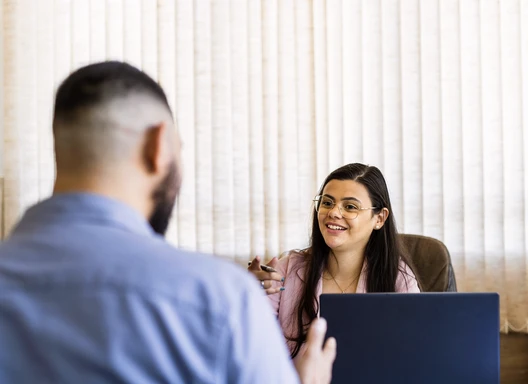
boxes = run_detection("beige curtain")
[1,0,527,333]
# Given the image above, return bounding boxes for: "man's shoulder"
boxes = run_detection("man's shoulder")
[0,229,259,320]
[153,243,255,292]
[129,236,249,280]
[102,237,259,315]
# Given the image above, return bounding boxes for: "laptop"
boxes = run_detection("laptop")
[320,293,499,384]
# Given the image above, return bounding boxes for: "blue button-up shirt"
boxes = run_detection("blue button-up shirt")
[0,193,299,384]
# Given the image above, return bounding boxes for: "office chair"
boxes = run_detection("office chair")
[399,234,457,292]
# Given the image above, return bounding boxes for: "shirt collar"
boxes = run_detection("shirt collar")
[11,193,155,238]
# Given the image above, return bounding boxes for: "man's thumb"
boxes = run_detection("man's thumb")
[305,318,327,355]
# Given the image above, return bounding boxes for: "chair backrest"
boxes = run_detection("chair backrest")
[399,234,457,292]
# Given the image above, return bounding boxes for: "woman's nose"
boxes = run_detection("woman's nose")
[328,204,343,218]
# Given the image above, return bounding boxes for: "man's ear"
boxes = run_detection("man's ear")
[142,122,167,174]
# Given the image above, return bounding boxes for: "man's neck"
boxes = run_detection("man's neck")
[53,174,151,220]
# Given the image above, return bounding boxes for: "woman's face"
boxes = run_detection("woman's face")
[317,179,385,253]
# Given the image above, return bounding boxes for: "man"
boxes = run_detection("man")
[0,62,336,383]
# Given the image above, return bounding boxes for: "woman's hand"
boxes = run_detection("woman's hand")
[247,256,284,295]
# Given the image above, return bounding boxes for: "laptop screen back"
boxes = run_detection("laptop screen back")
[320,293,499,384]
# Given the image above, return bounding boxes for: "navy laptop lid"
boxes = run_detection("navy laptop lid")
[320,293,500,384]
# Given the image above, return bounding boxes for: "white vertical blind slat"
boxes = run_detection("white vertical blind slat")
[230,0,251,261]
[278,0,301,253]
[380,0,404,221]
[361,0,383,167]
[481,0,507,327]
[521,0,528,331]
[342,0,363,169]
[439,0,465,289]
[460,0,485,292]
[400,0,423,234]
[106,0,123,60]
[3,0,39,233]
[295,0,317,243]
[90,0,106,63]
[175,0,197,251]
[262,0,280,258]
[24,0,39,208]
[140,0,158,79]
[71,0,90,69]
[36,0,55,199]
[501,0,526,330]
[157,0,178,246]
[3,0,17,235]
[54,0,71,89]
[326,0,343,169]
[0,0,4,237]
[247,0,266,258]
[211,0,235,258]
[313,0,329,184]
[123,0,142,68]
[420,0,443,240]
[193,0,214,254]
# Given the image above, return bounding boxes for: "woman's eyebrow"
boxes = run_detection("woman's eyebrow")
[341,197,362,203]
[323,194,362,204]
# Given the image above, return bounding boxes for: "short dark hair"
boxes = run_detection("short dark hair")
[53,61,171,124]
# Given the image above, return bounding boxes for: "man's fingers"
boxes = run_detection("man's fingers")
[293,317,336,384]
[304,317,328,357]
[322,336,337,364]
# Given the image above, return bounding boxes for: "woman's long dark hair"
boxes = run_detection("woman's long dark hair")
[288,163,418,358]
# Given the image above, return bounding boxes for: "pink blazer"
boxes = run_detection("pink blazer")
[268,250,420,355]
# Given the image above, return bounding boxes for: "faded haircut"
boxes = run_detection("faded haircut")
[53,61,173,172]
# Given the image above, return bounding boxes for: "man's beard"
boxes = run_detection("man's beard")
[149,160,181,235]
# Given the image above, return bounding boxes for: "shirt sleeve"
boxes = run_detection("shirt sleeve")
[221,277,300,384]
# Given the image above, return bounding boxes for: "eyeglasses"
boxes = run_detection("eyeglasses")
[313,195,377,220]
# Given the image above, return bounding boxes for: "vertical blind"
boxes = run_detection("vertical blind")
[1,0,527,333]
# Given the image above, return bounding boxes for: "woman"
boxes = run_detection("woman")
[248,163,420,358]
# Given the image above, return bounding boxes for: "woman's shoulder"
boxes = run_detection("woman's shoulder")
[279,248,307,261]
[276,248,309,275]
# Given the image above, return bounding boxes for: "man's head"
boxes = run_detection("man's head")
[53,61,181,235]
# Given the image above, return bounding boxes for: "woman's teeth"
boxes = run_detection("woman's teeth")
[327,224,345,230]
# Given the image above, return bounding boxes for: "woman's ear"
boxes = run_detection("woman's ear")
[375,208,389,229]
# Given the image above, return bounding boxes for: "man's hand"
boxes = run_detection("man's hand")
[294,318,337,384]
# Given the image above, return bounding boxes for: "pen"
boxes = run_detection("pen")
[247,261,277,273]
